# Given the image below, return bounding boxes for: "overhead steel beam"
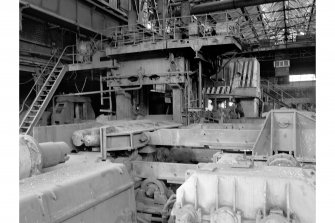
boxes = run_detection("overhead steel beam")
[191,0,284,14]
[257,5,268,39]
[20,0,127,35]
[240,7,259,41]
[84,0,128,22]
[283,1,288,42]
[306,0,315,35]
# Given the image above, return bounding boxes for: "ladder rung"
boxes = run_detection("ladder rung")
[100,109,113,112]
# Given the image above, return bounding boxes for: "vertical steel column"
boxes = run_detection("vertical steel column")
[100,75,104,105]
[172,88,183,123]
[292,111,297,156]
[100,127,107,161]
[198,60,202,108]
[270,111,274,154]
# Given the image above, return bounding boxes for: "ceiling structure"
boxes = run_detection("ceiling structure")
[237,0,316,47]
[139,0,316,50]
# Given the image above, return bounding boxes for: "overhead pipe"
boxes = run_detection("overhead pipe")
[63,75,144,96]
[191,0,284,14]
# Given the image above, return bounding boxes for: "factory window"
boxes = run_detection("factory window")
[289,74,316,82]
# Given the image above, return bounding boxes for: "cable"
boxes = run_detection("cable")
[81,76,87,92]
[20,78,34,85]
[75,75,88,93]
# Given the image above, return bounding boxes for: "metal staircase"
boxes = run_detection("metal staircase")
[261,79,296,108]
[19,46,72,135]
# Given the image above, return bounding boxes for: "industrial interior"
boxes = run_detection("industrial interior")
[19,0,316,222]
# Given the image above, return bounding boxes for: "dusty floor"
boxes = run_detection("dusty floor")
[42,151,105,173]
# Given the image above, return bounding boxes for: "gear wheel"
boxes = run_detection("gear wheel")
[266,153,299,167]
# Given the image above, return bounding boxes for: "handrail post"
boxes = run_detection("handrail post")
[173,18,176,39]
[114,28,117,47]
[72,45,75,64]
[152,29,155,42]
[122,29,125,45]
[133,25,136,44]
[163,18,166,40]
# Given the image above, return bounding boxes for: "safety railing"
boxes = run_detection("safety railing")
[19,51,59,114]
[94,11,241,48]
[91,5,315,50]
[261,79,296,104]
[19,45,76,114]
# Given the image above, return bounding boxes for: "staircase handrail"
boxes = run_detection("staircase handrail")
[19,45,75,126]
[261,79,296,100]
[19,51,59,114]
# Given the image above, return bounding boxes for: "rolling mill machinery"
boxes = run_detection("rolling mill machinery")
[19,0,316,223]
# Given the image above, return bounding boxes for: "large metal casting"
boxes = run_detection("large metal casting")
[171,164,315,223]
[96,109,315,164]
[253,110,316,163]
[71,120,180,148]
[100,127,150,160]
[147,128,259,150]
[20,162,136,223]
[98,120,182,160]
[52,95,95,125]
[19,134,71,180]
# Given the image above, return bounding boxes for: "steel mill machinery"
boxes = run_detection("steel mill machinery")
[52,95,95,125]
[19,1,316,223]
[21,108,315,223]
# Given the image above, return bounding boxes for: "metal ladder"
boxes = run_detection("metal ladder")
[261,79,296,108]
[19,46,72,135]
[99,72,113,115]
